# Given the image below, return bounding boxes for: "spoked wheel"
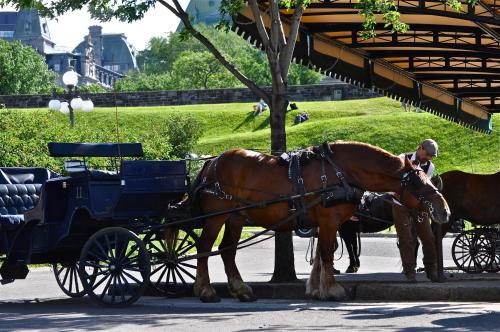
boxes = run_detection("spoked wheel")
[484,229,500,273]
[78,227,151,307]
[53,262,88,298]
[452,229,492,273]
[144,228,199,297]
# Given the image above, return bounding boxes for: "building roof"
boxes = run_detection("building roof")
[73,33,137,72]
[234,1,499,133]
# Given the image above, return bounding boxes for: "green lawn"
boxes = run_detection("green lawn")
[82,98,500,173]
[1,97,499,173]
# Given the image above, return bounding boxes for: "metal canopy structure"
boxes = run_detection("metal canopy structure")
[234,0,499,133]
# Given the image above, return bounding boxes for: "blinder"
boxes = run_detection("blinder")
[400,168,440,221]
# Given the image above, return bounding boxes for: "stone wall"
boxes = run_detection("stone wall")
[0,84,379,109]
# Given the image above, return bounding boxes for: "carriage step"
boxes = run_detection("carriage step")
[0,262,29,280]
[0,278,14,285]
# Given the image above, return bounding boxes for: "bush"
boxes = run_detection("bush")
[162,114,204,159]
[0,39,56,95]
[0,109,204,172]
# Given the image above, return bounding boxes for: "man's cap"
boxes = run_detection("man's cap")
[421,139,438,157]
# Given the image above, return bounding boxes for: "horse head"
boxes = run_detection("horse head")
[399,157,450,224]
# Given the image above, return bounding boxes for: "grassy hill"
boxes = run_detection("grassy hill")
[1,97,498,174]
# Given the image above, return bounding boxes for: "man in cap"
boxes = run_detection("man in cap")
[394,139,440,282]
[399,138,438,177]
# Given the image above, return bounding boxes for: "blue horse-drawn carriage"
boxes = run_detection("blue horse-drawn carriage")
[0,142,198,307]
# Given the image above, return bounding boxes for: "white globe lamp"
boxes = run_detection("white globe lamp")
[70,97,83,110]
[59,102,70,114]
[48,99,61,111]
[81,100,94,112]
[62,69,78,88]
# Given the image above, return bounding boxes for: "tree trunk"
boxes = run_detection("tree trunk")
[270,90,298,283]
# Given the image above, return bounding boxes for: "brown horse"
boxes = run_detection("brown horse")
[192,141,450,302]
[373,171,499,281]
[440,171,500,228]
[404,171,500,277]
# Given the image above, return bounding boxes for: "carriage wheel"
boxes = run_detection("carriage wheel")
[452,229,492,273]
[78,227,151,307]
[53,262,87,298]
[484,229,500,273]
[144,228,198,297]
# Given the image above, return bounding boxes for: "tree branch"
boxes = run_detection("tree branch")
[248,0,271,49]
[280,4,304,80]
[159,0,270,103]
[270,0,287,49]
[157,0,180,17]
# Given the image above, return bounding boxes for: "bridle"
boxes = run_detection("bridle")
[400,168,441,222]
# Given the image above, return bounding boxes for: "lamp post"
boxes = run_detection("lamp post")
[48,66,94,128]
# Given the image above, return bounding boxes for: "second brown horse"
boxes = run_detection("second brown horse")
[192,141,450,302]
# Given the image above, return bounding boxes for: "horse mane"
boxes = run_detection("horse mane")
[331,141,405,174]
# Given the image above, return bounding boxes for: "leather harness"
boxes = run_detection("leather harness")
[198,142,365,231]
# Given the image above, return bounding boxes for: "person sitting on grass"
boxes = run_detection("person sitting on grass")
[294,111,310,124]
[253,99,268,116]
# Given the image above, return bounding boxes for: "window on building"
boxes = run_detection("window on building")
[0,31,14,38]
[209,0,215,6]
[104,64,120,72]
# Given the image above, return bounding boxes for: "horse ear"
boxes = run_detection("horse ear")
[403,156,414,169]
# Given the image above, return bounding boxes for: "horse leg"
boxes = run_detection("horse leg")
[393,205,418,282]
[415,219,439,282]
[194,215,226,303]
[352,230,360,272]
[220,215,256,302]
[341,228,357,273]
[306,241,321,298]
[317,214,347,300]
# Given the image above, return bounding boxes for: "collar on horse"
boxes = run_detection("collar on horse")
[282,142,365,230]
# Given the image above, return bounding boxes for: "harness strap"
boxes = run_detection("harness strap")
[178,195,325,262]
[319,141,363,203]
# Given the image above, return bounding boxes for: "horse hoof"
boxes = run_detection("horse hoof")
[345,266,358,273]
[199,287,221,303]
[318,284,346,301]
[332,267,341,275]
[404,271,417,283]
[307,289,320,299]
[238,294,257,302]
[425,265,441,282]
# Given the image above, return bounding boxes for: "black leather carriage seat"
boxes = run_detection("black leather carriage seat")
[0,184,42,230]
[0,168,56,232]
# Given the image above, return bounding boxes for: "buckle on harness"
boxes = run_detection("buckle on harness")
[320,175,327,183]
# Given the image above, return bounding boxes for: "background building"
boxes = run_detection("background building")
[176,0,223,31]
[0,9,138,87]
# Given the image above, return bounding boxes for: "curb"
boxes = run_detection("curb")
[244,230,457,238]
[148,275,500,302]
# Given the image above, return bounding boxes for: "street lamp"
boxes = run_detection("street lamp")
[48,66,94,128]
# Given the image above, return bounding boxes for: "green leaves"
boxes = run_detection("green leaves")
[356,0,409,40]
[170,50,241,89]
[135,24,321,90]
[0,39,56,95]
